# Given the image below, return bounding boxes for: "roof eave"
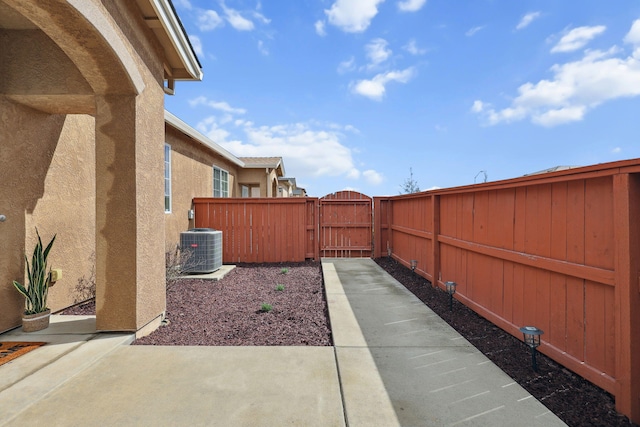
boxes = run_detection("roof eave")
[165,111,244,167]
[148,0,203,81]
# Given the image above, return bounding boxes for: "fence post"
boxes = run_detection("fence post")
[431,194,440,288]
[613,173,640,423]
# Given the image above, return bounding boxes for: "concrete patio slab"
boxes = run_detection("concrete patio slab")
[178,264,236,281]
[3,346,344,427]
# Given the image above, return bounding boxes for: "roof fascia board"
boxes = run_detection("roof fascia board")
[165,111,244,167]
[148,0,203,81]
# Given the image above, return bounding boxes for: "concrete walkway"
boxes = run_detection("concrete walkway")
[0,258,566,426]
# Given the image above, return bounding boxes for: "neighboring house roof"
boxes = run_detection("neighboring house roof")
[165,111,244,167]
[239,157,285,176]
[278,177,296,187]
[136,0,203,81]
[524,165,579,176]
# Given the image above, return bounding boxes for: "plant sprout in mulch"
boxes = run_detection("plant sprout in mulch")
[275,284,285,291]
[260,303,273,312]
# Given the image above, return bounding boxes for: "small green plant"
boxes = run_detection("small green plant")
[13,229,56,315]
[260,303,273,312]
[280,267,289,274]
[275,284,285,291]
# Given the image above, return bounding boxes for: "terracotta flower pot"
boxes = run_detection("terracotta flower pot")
[22,309,51,332]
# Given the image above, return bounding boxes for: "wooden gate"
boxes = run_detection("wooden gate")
[319,191,373,257]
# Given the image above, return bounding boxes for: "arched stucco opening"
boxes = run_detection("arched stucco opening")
[0,0,165,333]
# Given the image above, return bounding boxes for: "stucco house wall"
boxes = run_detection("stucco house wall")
[0,99,97,330]
[0,0,200,334]
[164,119,241,247]
[237,158,285,198]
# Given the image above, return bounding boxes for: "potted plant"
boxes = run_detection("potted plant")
[13,229,56,332]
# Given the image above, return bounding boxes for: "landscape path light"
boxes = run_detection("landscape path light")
[410,259,418,273]
[445,281,457,311]
[520,326,544,372]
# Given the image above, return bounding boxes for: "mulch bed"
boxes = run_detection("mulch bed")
[61,259,638,426]
[138,261,331,346]
[62,261,332,346]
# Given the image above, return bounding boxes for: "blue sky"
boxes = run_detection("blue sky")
[166,0,640,197]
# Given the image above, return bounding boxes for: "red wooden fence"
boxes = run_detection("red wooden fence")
[319,191,372,258]
[374,158,640,422]
[193,158,640,422]
[193,197,318,262]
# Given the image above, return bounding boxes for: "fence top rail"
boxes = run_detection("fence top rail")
[194,197,319,204]
[320,190,372,201]
[378,157,640,200]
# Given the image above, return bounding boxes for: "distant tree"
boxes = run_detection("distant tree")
[399,167,420,194]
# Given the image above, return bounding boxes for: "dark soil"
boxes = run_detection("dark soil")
[61,262,332,346]
[375,257,637,427]
[61,259,638,426]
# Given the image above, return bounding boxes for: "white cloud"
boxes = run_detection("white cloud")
[612,147,622,154]
[403,39,426,55]
[466,26,485,37]
[174,0,192,10]
[258,40,269,56]
[473,30,640,127]
[363,169,384,185]
[220,2,255,31]
[471,100,484,113]
[325,0,385,33]
[338,57,356,74]
[516,12,541,30]
[624,19,640,46]
[252,11,271,25]
[196,116,235,144]
[189,96,247,115]
[531,106,586,127]
[197,10,224,31]
[195,112,375,185]
[347,169,361,179]
[351,67,416,100]
[222,123,360,178]
[189,35,203,57]
[365,38,392,66]
[397,0,426,12]
[551,25,606,53]
[315,20,327,36]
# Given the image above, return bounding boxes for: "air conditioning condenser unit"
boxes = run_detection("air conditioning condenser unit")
[180,228,223,273]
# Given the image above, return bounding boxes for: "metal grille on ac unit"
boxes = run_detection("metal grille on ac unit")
[179,228,223,273]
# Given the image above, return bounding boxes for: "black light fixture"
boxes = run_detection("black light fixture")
[410,259,418,273]
[520,326,544,372]
[445,281,457,311]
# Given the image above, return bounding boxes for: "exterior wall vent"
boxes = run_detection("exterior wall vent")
[180,228,222,273]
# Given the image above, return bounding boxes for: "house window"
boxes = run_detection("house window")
[164,144,171,212]
[241,184,261,197]
[213,166,229,197]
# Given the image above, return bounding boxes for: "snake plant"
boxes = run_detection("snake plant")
[13,229,56,315]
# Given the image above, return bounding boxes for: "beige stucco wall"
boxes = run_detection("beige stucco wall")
[27,114,97,313]
[164,125,240,248]
[0,100,98,331]
[0,0,171,332]
[238,168,280,197]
